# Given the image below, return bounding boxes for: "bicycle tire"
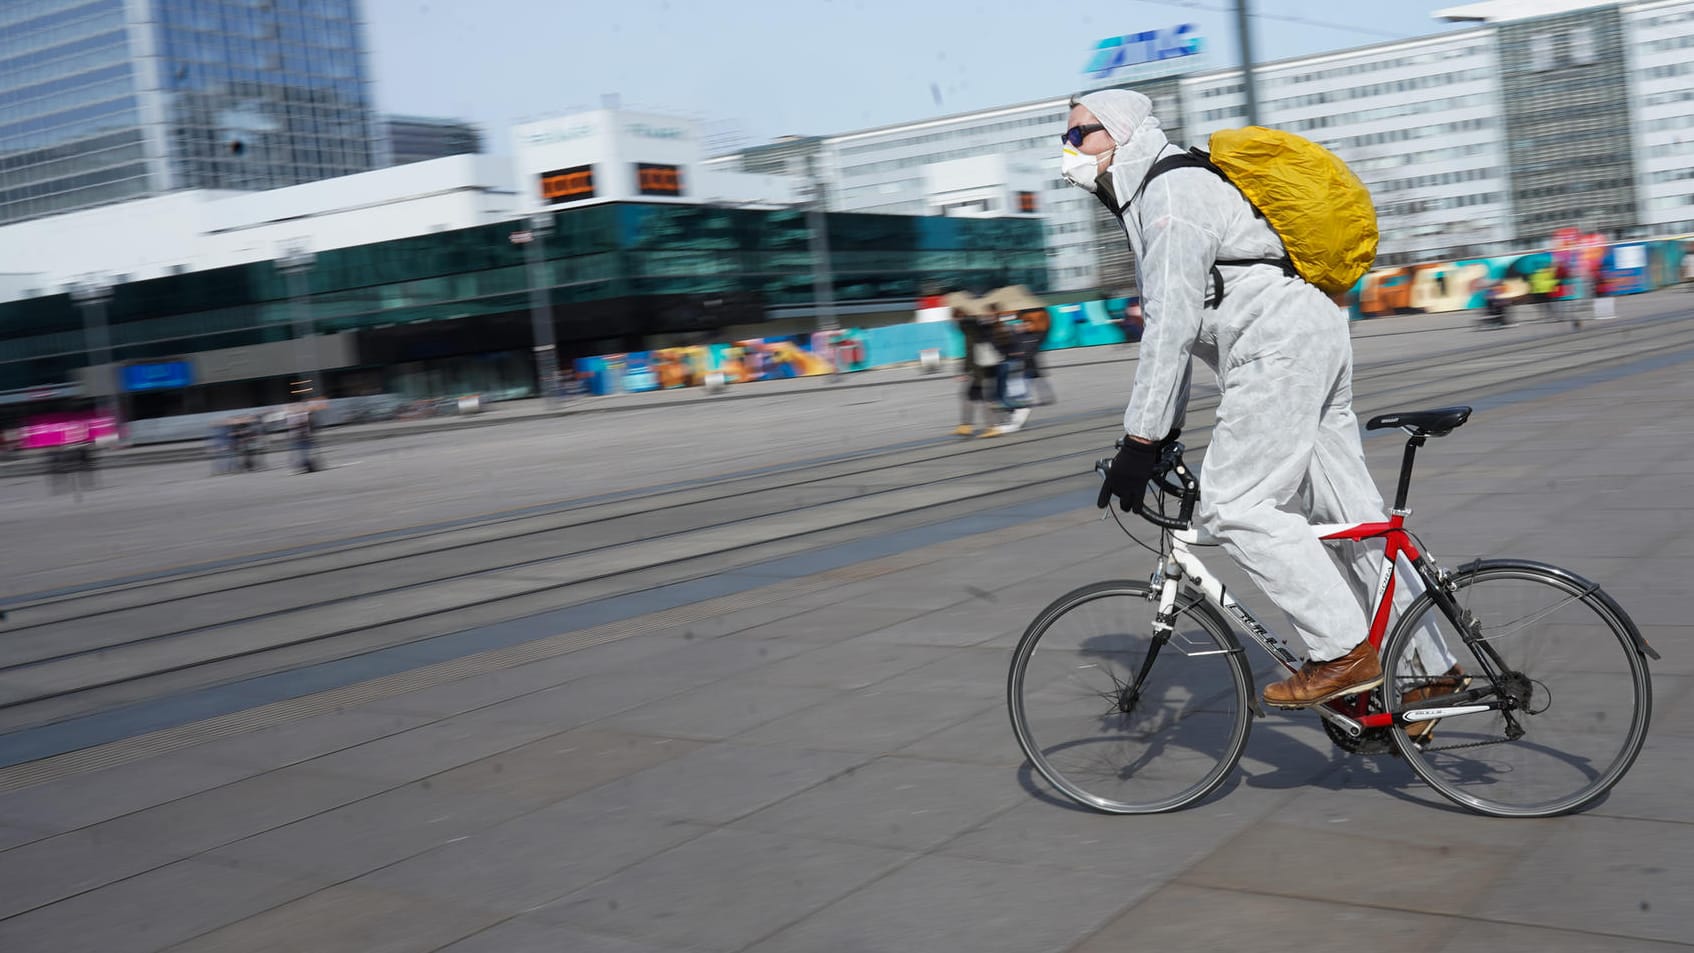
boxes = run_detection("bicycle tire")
[1383,560,1651,818]
[1007,580,1253,814]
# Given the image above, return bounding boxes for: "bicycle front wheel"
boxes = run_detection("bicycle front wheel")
[1383,560,1652,818]
[1008,580,1252,814]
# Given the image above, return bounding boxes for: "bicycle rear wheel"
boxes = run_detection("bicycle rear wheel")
[1008,580,1252,814]
[1383,560,1652,818]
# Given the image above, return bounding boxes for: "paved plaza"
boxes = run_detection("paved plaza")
[1,300,1692,952]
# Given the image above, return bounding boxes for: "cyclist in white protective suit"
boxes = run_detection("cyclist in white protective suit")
[1070,89,1459,711]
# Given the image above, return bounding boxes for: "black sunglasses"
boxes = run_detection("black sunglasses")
[1061,123,1105,147]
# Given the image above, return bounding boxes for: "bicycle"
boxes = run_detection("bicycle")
[1007,406,1657,818]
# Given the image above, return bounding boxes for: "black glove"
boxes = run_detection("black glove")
[1095,429,1179,511]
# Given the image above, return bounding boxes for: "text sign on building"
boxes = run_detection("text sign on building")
[540,165,596,204]
[635,163,684,197]
[1084,24,1207,85]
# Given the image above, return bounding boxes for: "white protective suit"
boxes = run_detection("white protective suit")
[1081,89,1453,672]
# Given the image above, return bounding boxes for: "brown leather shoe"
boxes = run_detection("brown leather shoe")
[1262,640,1383,709]
[1401,665,1470,744]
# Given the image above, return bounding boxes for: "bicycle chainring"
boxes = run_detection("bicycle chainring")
[1323,695,1396,756]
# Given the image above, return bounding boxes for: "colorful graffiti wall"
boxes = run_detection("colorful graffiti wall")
[1354,238,1689,318]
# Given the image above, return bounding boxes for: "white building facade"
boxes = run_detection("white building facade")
[1628,0,1694,235]
[1186,30,1513,266]
[708,0,1694,292]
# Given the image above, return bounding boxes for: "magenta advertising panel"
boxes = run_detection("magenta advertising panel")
[17,413,119,449]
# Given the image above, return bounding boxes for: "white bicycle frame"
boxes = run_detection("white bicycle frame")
[1144,522,1487,740]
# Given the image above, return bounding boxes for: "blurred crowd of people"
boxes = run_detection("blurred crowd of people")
[1480,258,1602,330]
[948,286,1056,439]
[208,401,324,475]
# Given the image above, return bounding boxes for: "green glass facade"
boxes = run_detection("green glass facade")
[0,202,1046,398]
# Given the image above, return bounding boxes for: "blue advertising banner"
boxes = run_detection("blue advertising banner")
[121,361,193,392]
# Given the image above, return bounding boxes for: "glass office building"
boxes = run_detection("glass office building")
[0,0,379,225]
[0,202,1047,411]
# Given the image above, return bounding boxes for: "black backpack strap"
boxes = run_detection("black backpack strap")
[1203,257,1299,309]
[1130,148,1298,309]
[1132,147,1226,206]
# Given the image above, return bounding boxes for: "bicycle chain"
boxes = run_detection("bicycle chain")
[1416,735,1512,753]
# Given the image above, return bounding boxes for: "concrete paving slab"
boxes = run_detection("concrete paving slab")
[893,704,1028,766]
[1578,731,1694,825]
[594,681,836,741]
[204,782,536,883]
[741,853,1132,953]
[557,741,870,825]
[1254,774,1561,851]
[853,606,1021,647]
[1072,883,1465,953]
[167,882,504,953]
[731,755,1026,852]
[643,601,817,639]
[941,779,1297,881]
[359,798,710,916]
[0,826,188,920]
[602,633,813,682]
[1648,673,1694,735]
[292,708,568,784]
[0,857,320,953]
[1474,816,1694,945]
[1432,919,1694,953]
[436,917,696,953]
[867,646,1017,698]
[731,689,992,754]
[347,636,693,721]
[777,579,975,612]
[427,671,706,732]
[413,729,705,808]
[740,641,957,690]
[0,750,261,833]
[1177,821,1528,916]
[724,604,942,644]
[535,828,912,952]
[85,764,397,857]
[179,708,434,770]
[0,821,47,851]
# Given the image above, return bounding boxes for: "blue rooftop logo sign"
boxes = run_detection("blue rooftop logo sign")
[1085,25,1206,82]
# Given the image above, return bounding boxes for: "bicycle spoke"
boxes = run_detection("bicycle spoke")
[1386,563,1650,818]
[1009,582,1251,814]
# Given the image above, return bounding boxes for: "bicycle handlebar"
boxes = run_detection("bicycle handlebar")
[1096,439,1201,531]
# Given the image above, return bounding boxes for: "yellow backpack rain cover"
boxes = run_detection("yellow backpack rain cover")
[1206,127,1378,295]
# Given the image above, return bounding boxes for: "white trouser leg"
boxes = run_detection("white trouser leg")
[1296,355,1457,676]
[1200,351,1366,662]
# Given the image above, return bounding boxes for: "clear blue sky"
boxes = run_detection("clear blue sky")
[362,0,1470,152]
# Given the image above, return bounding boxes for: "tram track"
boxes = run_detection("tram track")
[1,310,1690,729]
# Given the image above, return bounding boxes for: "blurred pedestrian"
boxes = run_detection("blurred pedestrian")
[1529,264,1557,321]
[989,285,1056,408]
[948,291,999,436]
[209,418,236,475]
[288,403,320,473]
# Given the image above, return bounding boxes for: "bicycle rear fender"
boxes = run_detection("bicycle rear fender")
[1454,558,1660,662]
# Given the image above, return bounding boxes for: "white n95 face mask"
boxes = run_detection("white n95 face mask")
[1061,145,1108,193]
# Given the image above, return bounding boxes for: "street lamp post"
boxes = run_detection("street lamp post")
[277,242,318,400]
[68,276,117,424]
[511,212,562,406]
[803,157,839,335]
[1235,0,1261,127]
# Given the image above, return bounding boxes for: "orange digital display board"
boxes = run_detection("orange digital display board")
[636,163,683,197]
[540,165,594,203]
